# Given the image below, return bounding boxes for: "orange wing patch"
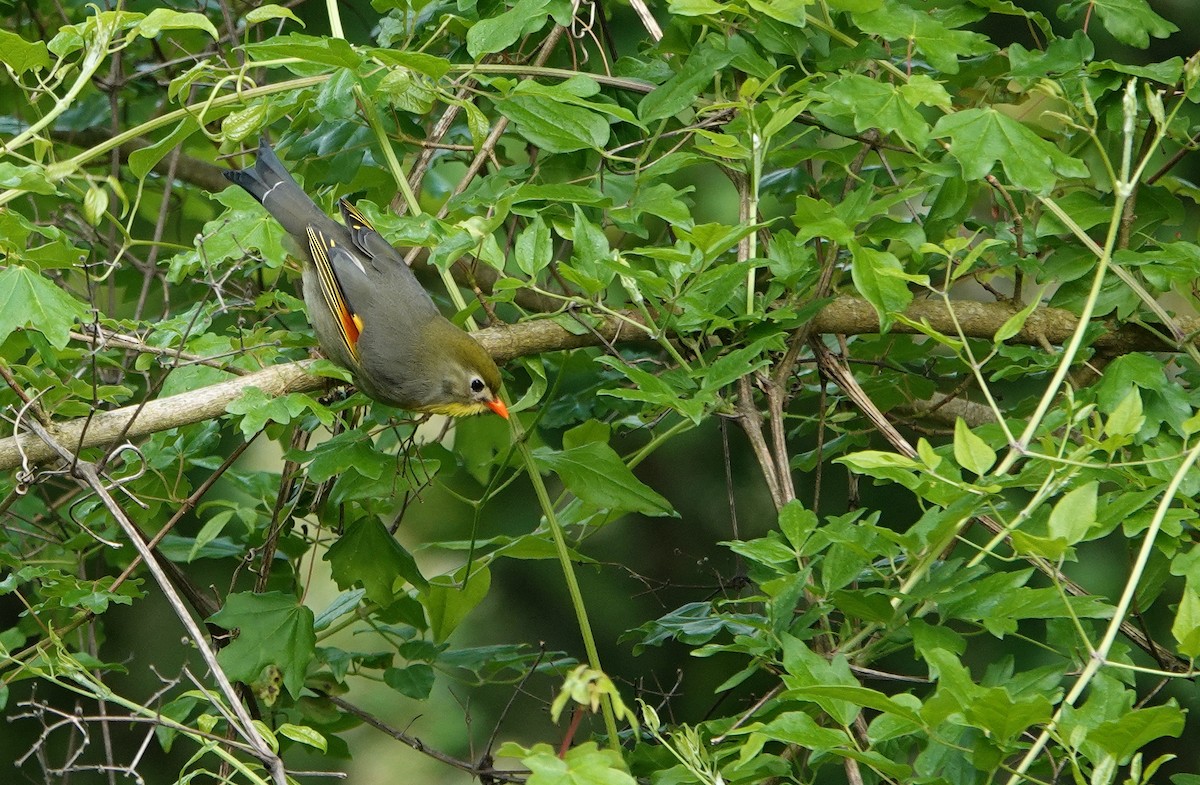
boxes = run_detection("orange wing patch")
[306,226,362,362]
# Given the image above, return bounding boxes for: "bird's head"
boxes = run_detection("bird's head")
[424,328,508,419]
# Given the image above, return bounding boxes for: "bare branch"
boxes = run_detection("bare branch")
[20,419,289,785]
[2,294,1192,472]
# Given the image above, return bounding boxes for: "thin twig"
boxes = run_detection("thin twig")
[21,419,288,785]
[327,695,529,783]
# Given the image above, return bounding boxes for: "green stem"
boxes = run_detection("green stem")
[626,417,694,469]
[1005,434,1200,783]
[357,90,422,216]
[994,80,1148,475]
[2,15,118,156]
[2,75,329,208]
[327,0,420,216]
[326,0,345,37]
[448,63,653,94]
[745,122,762,315]
[510,415,621,748]
[325,0,469,323]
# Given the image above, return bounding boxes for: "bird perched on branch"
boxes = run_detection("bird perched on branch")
[224,138,508,419]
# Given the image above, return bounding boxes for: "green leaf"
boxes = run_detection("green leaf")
[384,663,436,699]
[668,0,728,16]
[0,30,50,74]
[638,41,735,123]
[821,73,931,147]
[1047,481,1098,546]
[1065,0,1177,48]
[83,183,109,227]
[938,569,1111,637]
[839,450,920,471]
[953,418,995,476]
[325,519,428,605]
[243,4,303,27]
[222,101,270,143]
[299,436,390,484]
[570,206,614,287]
[0,266,87,349]
[786,684,924,726]
[208,592,315,699]
[749,711,851,752]
[423,566,491,643]
[224,388,309,440]
[778,501,818,551]
[533,442,675,516]
[0,162,57,195]
[933,108,1089,194]
[277,723,326,752]
[467,0,553,59]
[515,183,613,207]
[376,68,436,114]
[1171,588,1200,657]
[994,292,1044,342]
[597,357,705,424]
[698,343,775,394]
[132,9,219,40]
[1010,32,1094,79]
[963,687,1053,744]
[1104,387,1144,439]
[370,50,451,80]
[625,602,757,654]
[500,741,636,785]
[188,508,238,562]
[129,118,202,180]
[724,533,798,567]
[826,0,882,8]
[793,196,854,244]
[849,240,913,331]
[511,77,642,126]
[1090,704,1185,761]
[855,4,995,73]
[497,94,610,153]
[780,634,860,725]
[313,589,365,631]
[745,0,811,26]
[243,33,362,68]
[562,420,611,450]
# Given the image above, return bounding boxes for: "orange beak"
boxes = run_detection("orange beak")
[487,398,510,419]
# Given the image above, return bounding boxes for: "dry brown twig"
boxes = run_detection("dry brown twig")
[19,418,294,785]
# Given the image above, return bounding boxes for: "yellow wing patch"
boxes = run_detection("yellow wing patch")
[339,200,375,233]
[306,226,361,362]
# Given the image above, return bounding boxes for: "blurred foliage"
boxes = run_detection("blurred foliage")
[2,0,1200,783]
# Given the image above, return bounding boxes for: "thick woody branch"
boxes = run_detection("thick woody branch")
[812,296,1180,354]
[0,295,1187,471]
[2,363,319,472]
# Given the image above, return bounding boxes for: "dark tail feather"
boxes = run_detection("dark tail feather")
[223,137,327,239]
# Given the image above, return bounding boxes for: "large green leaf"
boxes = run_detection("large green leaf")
[209,592,316,699]
[638,41,735,123]
[933,108,1089,194]
[325,519,428,604]
[533,442,675,517]
[0,266,87,349]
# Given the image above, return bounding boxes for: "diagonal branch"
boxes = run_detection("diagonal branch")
[810,340,1188,672]
[21,419,289,785]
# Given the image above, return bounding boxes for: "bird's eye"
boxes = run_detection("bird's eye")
[470,377,485,394]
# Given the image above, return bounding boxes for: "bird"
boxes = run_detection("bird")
[223,137,508,419]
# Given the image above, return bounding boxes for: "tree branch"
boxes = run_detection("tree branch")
[1,295,1189,471]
